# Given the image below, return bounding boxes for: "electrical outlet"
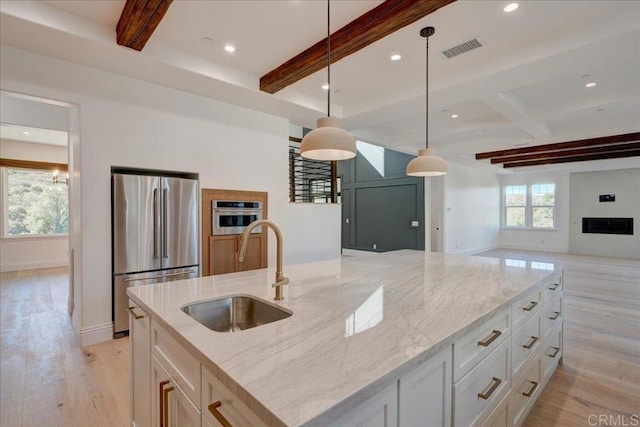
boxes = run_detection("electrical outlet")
[373,243,377,250]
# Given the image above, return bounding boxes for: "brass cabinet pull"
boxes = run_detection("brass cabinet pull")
[163,385,174,427]
[549,311,560,320]
[523,336,539,349]
[523,301,538,311]
[523,381,539,398]
[477,377,502,400]
[208,401,233,427]
[477,330,502,347]
[548,346,560,358]
[127,306,144,320]
[549,283,560,291]
[159,380,170,427]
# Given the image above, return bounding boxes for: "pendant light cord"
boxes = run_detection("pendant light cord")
[327,0,331,117]
[425,35,429,150]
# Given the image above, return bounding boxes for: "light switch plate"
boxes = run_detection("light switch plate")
[411,220,419,227]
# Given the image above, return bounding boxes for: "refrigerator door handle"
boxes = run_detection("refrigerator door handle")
[153,188,159,259]
[162,188,168,258]
[122,269,197,283]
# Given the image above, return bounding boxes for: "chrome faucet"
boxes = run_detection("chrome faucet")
[238,219,289,301]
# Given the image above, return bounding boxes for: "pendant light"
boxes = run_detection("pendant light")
[406,27,448,177]
[300,0,356,161]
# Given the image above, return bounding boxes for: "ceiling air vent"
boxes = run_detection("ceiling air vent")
[441,39,482,59]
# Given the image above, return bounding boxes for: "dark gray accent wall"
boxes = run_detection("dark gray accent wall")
[338,144,425,252]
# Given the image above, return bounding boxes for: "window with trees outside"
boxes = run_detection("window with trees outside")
[4,167,69,236]
[503,183,555,229]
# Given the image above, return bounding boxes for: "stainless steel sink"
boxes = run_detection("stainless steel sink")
[181,295,292,332]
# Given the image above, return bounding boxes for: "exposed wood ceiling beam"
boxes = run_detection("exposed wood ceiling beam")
[116,0,173,51]
[260,0,457,94]
[475,132,640,160]
[503,149,640,168]
[490,142,640,164]
[0,158,67,172]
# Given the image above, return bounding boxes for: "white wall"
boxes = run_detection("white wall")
[498,171,570,253]
[0,139,69,271]
[569,168,640,259]
[1,45,341,345]
[444,162,500,254]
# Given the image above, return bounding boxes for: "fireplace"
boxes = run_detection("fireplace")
[582,217,634,235]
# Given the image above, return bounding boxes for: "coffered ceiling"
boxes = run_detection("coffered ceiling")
[1,0,638,174]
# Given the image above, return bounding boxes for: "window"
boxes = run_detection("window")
[4,167,68,236]
[503,183,555,229]
[289,137,337,203]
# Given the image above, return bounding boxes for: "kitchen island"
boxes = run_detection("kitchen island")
[127,250,564,427]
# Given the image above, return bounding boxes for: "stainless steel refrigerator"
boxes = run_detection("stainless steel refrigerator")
[112,172,199,337]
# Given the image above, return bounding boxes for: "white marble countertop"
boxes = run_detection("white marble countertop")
[128,250,560,426]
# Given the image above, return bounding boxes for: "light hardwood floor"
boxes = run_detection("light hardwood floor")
[1,250,638,426]
[0,267,130,427]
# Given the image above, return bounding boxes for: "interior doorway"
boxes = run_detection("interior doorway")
[0,90,78,316]
[430,176,445,252]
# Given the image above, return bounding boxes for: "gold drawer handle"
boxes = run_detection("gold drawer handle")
[477,330,502,347]
[127,306,144,320]
[209,401,233,427]
[478,377,502,400]
[549,311,560,320]
[159,380,172,427]
[523,336,539,349]
[549,283,560,291]
[522,301,538,311]
[523,381,539,398]
[548,346,560,358]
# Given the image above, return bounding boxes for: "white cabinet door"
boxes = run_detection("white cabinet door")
[332,382,398,427]
[129,301,151,427]
[171,380,201,427]
[399,346,452,427]
[151,355,172,427]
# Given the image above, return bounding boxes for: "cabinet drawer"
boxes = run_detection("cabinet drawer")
[541,272,562,304]
[481,393,509,427]
[542,293,563,338]
[332,381,398,427]
[454,307,510,382]
[151,319,201,408]
[454,339,510,427]
[512,313,542,381]
[202,367,267,427]
[511,289,541,332]
[509,356,542,427]
[541,324,562,382]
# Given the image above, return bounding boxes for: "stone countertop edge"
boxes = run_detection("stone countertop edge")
[127,250,562,427]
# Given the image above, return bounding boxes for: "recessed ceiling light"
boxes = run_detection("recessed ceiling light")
[504,3,519,12]
[390,54,401,61]
[224,44,236,53]
[22,131,30,135]
[322,83,330,90]
[585,82,597,88]
[451,114,459,119]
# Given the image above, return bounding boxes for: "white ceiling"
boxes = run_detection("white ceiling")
[1,0,639,174]
[0,123,68,146]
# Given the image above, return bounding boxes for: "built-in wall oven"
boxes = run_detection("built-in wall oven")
[212,200,262,235]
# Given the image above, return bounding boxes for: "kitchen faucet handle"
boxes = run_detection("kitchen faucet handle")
[273,277,289,288]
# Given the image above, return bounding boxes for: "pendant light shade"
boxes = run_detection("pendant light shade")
[406,148,447,176]
[406,26,447,177]
[300,0,356,161]
[300,117,356,160]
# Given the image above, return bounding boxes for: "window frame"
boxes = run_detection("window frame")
[502,182,556,230]
[1,160,69,239]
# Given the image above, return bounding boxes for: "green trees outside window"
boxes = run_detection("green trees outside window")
[6,168,69,236]
[504,183,555,229]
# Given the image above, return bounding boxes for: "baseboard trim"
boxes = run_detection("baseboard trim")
[0,259,69,272]
[497,244,569,254]
[457,245,499,255]
[79,321,113,346]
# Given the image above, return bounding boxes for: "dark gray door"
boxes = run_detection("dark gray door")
[341,188,351,248]
[355,184,420,251]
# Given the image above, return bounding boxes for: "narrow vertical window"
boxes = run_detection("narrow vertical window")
[505,185,527,227]
[531,183,555,228]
